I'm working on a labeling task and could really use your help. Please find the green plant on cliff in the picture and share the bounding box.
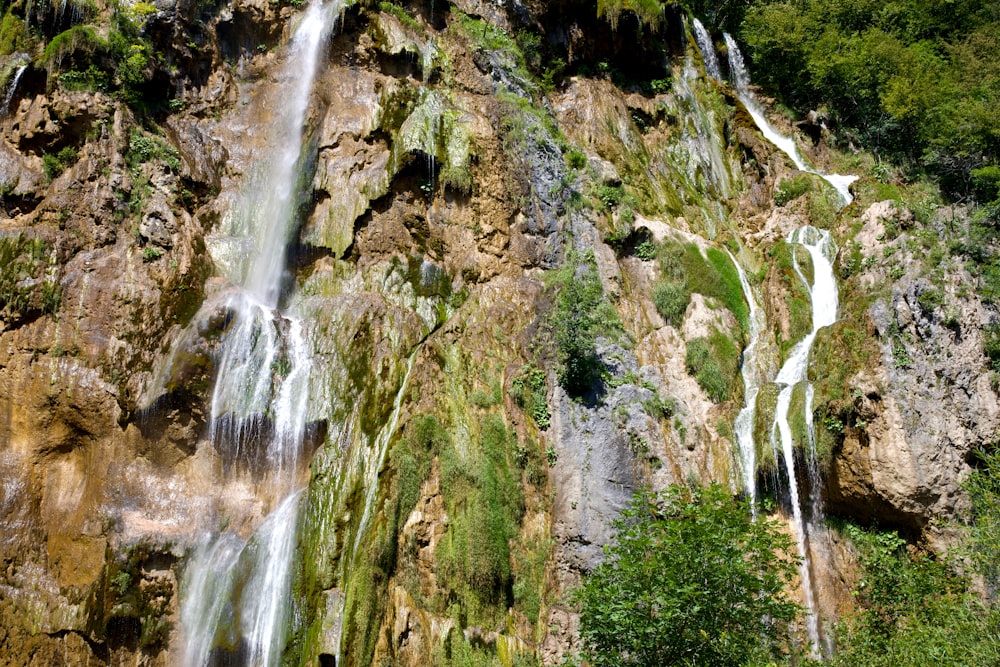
[575,484,800,666]
[510,363,550,429]
[830,521,1000,666]
[437,414,525,622]
[548,252,621,398]
[657,239,748,332]
[684,328,740,403]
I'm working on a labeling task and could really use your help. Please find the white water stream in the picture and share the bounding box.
[721,33,857,206]
[180,2,341,665]
[692,19,721,81]
[727,251,768,507]
[1,65,25,116]
[770,226,838,653]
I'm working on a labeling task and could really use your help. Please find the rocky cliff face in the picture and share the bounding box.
[0,0,995,664]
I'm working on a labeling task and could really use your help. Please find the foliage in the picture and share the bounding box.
[0,234,59,320]
[597,0,665,31]
[740,0,1000,200]
[831,521,1000,666]
[963,448,1000,590]
[0,11,32,55]
[774,174,812,206]
[548,252,621,398]
[438,415,525,613]
[633,240,656,260]
[41,25,103,73]
[127,129,180,171]
[510,363,550,429]
[684,333,738,403]
[659,240,749,331]
[575,484,800,666]
[651,280,689,326]
[42,145,78,180]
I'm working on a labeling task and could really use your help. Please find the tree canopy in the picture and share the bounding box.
[575,484,800,666]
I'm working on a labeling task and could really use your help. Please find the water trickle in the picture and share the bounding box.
[672,60,733,199]
[727,250,768,506]
[180,1,341,665]
[1,65,26,116]
[769,226,838,654]
[692,19,721,80]
[722,34,858,206]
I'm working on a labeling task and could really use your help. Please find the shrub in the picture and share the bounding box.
[652,280,689,326]
[685,333,737,403]
[576,484,800,666]
[550,255,616,397]
[774,174,812,206]
[42,145,78,181]
[596,184,623,209]
[564,146,587,170]
[510,363,550,429]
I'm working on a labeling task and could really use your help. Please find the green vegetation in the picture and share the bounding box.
[548,252,622,397]
[658,239,749,331]
[437,414,525,615]
[126,129,180,171]
[652,280,689,326]
[831,522,1000,665]
[774,173,812,206]
[0,234,60,321]
[575,484,800,666]
[740,0,1000,201]
[685,329,740,403]
[510,363,550,429]
[826,449,1000,665]
[42,145,78,180]
[0,11,32,55]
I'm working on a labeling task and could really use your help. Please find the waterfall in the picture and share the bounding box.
[727,251,767,506]
[722,34,858,206]
[692,19,721,80]
[180,1,341,665]
[2,65,26,116]
[769,226,838,654]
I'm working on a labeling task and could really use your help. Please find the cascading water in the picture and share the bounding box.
[692,19,721,80]
[721,33,858,206]
[727,251,769,506]
[769,226,838,654]
[180,1,341,665]
[1,65,26,116]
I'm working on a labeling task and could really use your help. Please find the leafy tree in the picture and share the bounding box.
[575,484,800,666]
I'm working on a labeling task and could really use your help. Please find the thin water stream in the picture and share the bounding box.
[692,19,722,81]
[721,34,857,206]
[727,251,767,507]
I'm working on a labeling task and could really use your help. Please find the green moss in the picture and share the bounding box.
[512,534,552,625]
[0,12,32,55]
[437,414,525,625]
[774,174,812,206]
[788,382,809,451]
[42,26,104,71]
[753,383,780,473]
[0,234,59,321]
[394,89,473,195]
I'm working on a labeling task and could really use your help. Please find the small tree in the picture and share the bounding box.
[575,484,800,666]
